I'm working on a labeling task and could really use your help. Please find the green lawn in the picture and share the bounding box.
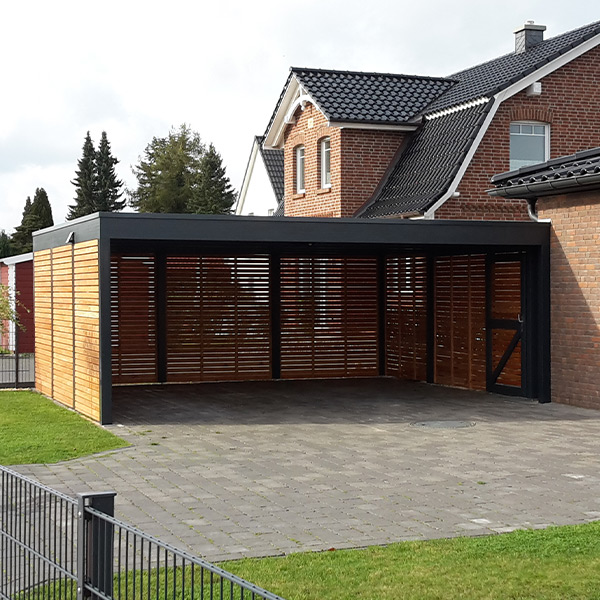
[0,390,128,464]
[220,522,600,599]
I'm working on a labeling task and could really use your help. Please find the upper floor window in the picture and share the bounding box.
[510,122,549,171]
[320,137,331,188]
[295,145,305,193]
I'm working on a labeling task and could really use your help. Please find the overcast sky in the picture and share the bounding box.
[0,0,597,234]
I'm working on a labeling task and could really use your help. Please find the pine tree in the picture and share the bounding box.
[11,189,53,254]
[68,132,98,220]
[30,188,54,228]
[188,144,236,214]
[96,132,125,212]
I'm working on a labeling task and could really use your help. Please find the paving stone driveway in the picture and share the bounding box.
[16,379,600,562]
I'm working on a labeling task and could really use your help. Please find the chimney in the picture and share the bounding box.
[514,21,546,54]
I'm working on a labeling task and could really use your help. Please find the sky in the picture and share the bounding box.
[0,0,597,234]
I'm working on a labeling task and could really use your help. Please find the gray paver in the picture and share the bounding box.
[13,378,600,562]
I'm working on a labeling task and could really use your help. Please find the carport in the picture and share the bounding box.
[32,213,550,424]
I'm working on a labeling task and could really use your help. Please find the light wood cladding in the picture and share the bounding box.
[34,241,100,422]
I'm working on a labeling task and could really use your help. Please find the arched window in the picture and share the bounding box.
[510,122,549,171]
[295,145,305,193]
[320,137,331,188]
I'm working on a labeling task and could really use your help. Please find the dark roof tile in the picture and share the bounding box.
[257,136,284,201]
[291,68,455,124]
[428,20,600,112]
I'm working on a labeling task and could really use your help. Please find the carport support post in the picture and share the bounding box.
[536,244,551,403]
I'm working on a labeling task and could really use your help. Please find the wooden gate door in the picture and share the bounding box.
[486,253,525,395]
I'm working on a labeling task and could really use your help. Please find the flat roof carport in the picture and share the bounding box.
[33,213,550,424]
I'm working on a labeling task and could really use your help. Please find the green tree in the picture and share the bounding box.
[130,124,236,214]
[0,283,17,341]
[96,131,125,212]
[0,230,12,258]
[11,188,54,254]
[68,132,97,220]
[189,144,236,214]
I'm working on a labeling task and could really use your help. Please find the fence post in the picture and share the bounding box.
[77,491,117,600]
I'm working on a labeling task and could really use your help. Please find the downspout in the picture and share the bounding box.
[526,198,551,223]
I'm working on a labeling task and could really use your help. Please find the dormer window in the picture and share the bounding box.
[295,145,305,193]
[510,122,549,171]
[320,137,331,188]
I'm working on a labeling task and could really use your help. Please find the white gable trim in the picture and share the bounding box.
[264,76,328,149]
[425,32,600,218]
[236,138,261,215]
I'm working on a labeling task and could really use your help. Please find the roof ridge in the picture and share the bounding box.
[448,19,600,79]
[291,66,455,83]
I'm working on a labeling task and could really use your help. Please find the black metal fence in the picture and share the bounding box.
[0,466,286,600]
[0,327,34,388]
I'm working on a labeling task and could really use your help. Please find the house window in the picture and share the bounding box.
[510,122,549,171]
[295,145,305,193]
[320,137,331,188]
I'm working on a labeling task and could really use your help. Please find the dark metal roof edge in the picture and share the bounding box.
[32,212,549,251]
[488,173,600,199]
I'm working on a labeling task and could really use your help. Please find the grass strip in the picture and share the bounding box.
[0,390,128,464]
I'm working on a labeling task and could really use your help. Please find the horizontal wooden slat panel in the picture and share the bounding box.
[280,256,378,379]
[166,255,271,382]
[434,255,486,391]
[111,254,158,384]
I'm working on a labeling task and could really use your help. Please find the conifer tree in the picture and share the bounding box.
[0,231,12,259]
[11,189,54,254]
[96,132,125,212]
[68,132,97,220]
[188,144,236,214]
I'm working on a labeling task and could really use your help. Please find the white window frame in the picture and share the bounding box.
[295,145,305,193]
[509,121,550,171]
[320,137,331,188]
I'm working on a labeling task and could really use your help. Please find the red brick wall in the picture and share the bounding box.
[339,129,406,217]
[437,44,600,220]
[283,102,404,217]
[537,191,600,410]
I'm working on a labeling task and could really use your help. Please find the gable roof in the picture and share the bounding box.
[359,20,600,218]
[263,69,454,148]
[291,68,455,125]
[489,147,600,199]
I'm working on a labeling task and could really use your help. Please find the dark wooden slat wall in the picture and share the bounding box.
[491,259,522,387]
[385,256,428,381]
[434,255,487,390]
[280,256,379,379]
[109,251,521,393]
[166,255,271,382]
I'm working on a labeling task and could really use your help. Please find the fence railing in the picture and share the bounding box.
[0,466,286,600]
[0,326,34,388]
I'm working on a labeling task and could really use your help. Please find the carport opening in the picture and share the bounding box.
[110,249,529,396]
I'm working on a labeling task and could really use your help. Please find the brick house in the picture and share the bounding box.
[490,148,600,410]
[251,19,600,221]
